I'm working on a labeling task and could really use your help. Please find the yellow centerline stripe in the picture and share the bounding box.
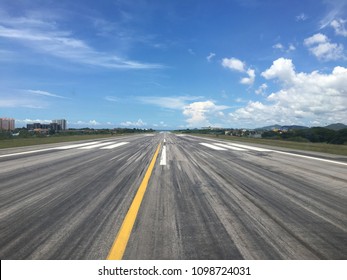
[106,143,161,260]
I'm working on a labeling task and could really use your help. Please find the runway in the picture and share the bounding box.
[0,133,346,259]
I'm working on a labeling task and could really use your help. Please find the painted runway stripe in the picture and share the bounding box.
[160,145,167,165]
[54,141,100,149]
[100,142,129,149]
[0,141,105,158]
[273,150,347,166]
[226,143,271,152]
[211,140,347,166]
[78,142,116,149]
[107,143,161,260]
[0,148,58,158]
[200,143,227,151]
[213,143,247,151]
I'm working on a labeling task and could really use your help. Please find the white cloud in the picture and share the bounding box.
[104,96,119,102]
[222,57,256,85]
[273,43,296,53]
[240,69,255,85]
[255,83,268,95]
[17,119,52,124]
[138,96,229,127]
[288,44,296,52]
[183,100,229,127]
[26,89,67,99]
[229,58,347,127]
[222,57,245,72]
[0,98,45,109]
[319,0,347,29]
[89,120,101,126]
[153,121,168,127]
[0,14,163,69]
[206,52,216,62]
[261,57,296,83]
[120,119,147,127]
[273,43,284,50]
[296,13,308,21]
[68,120,105,127]
[138,96,202,110]
[331,19,347,37]
[304,33,327,45]
[304,33,344,61]
[0,89,55,109]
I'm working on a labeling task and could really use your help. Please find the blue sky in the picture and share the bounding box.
[0,0,346,129]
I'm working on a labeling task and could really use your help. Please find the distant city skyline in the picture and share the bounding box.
[0,0,346,129]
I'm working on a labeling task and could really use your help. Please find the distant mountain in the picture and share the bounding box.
[257,124,308,131]
[281,125,308,130]
[257,124,282,130]
[325,123,347,131]
[258,124,347,131]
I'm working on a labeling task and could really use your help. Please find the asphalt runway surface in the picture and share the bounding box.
[0,133,346,259]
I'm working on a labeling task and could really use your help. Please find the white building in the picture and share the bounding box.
[52,119,67,130]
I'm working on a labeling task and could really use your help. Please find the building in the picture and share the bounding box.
[52,119,67,131]
[0,118,15,131]
[27,120,65,134]
[50,122,62,132]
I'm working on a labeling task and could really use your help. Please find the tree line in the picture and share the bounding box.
[261,127,347,144]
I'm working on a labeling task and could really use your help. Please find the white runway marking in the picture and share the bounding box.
[100,142,129,149]
[160,146,167,165]
[209,140,347,166]
[213,143,247,151]
[78,142,116,149]
[0,148,58,158]
[200,143,227,151]
[225,143,271,152]
[54,141,100,149]
[273,150,347,166]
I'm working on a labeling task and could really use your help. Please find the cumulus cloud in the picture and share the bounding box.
[273,43,284,50]
[16,119,52,124]
[261,57,296,83]
[153,121,168,127]
[229,58,347,127]
[222,57,255,85]
[120,119,147,127]
[183,100,229,127]
[222,57,245,72]
[273,43,296,53]
[138,95,229,127]
[304,33,344,61]
[331,19,347,37]
[240,69,255,85]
